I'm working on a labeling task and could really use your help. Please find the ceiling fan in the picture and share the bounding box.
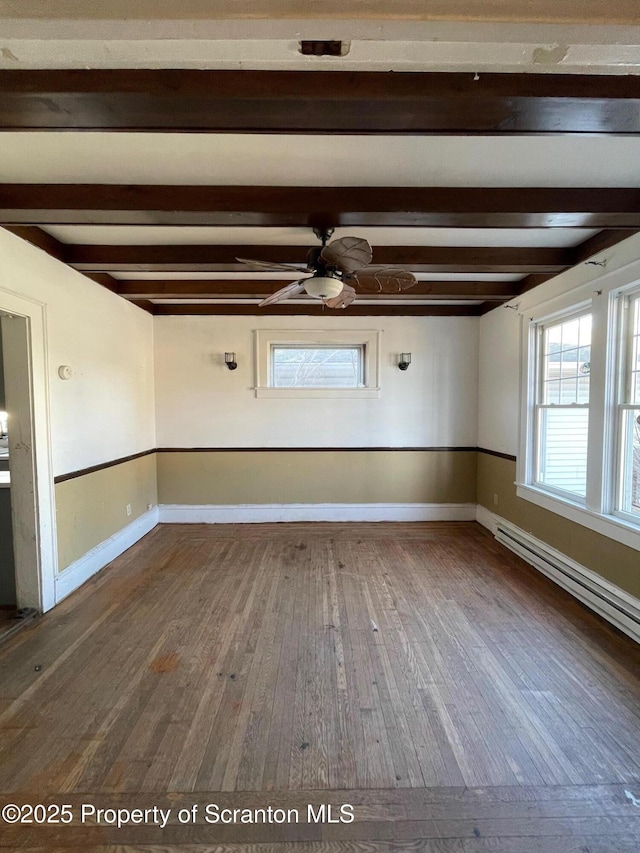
[236,228,418,309]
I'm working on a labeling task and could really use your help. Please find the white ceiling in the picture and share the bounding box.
[43,226,598,248]
[4,134,640,187]
[111,271,526,282]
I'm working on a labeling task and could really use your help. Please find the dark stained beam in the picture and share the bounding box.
[1,71,640,135]
[2,225,122,292]
[82,272,122,293]
[68,245,571,273]
[3,225,67,262]
[573,227,639,262]
[129,299,155,314]
[152,303,482,316]
[2,186,640,228]
[517,273,557,294]
[115,279,521,301]
[515,228,640,295]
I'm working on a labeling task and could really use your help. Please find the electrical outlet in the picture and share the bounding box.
[147,503,152,511]
[126,503,132,516]
[493,493,499,506]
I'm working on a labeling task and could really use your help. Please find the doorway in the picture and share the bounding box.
[0,325,16,633]
[0,292,57,632]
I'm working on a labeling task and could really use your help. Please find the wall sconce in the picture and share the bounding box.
[225,352,238,371]
[398,353,411,371]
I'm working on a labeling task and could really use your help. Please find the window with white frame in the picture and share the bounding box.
[254,329,380,398]
[271,345,364,388]
[518,274,640,551]
[616,288,640,519]
[533,310,592,500]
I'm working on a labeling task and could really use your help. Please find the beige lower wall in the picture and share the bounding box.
[54,448,474,575]
[55,453,157,571]
[157,450,477,506]
[477,452,640,600]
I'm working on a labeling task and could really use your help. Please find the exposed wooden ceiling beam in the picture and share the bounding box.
[3,225,67,262]
[81,272,122,293]
[515,228,639,295]
[151,303,482,316]
[128,299,156,313]
[2,225,123,291]
[1,71,639,135]
[68,245,571,273]
[2,186,639,228]
[115,279,520,301]
[572,227,639,262]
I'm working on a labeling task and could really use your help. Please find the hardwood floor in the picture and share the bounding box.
[0,521,639,850]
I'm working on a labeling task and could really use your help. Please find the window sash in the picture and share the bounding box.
[269,344,365,389]
[531,309,592,504]
[614,289,640,519]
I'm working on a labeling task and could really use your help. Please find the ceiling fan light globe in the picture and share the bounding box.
[304,276,343,300]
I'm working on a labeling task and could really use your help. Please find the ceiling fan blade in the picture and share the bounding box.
[354,268,418,293]
[236,257,311,273]
[320,236,373,274]
[323,283,357,309]
[259,279,307,307]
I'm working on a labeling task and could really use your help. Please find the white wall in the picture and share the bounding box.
[0,229,155,476]
[154,315,479,448]
[477,307,520,456]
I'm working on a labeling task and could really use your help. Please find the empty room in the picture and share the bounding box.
[0,3,640,851]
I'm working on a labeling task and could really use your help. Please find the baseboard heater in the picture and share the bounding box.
[494,519,640,645]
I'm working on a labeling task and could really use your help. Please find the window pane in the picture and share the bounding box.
[561,346,580,378]
[545,323,562,352]
[561,318,580,348]
[542,315,591,405]
[538,407,589,498]
[577,377,590,404]
[630,297,640,405]
[620,409,640,516]
[271,346,363,388]
[559,378,578,404]
[544,380,560,405]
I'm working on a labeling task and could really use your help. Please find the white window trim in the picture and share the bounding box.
[612,284,640,523]
[530,304,592,505]
[515,483,640,552]
[517,267,640,554]
[254,329,381,399]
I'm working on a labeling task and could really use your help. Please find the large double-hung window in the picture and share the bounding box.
[616,288,640,521]
[520,274,640,551]
[534,311,591,500]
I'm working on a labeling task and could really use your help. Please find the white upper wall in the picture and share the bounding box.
[0,229,155,475]
[154,314,478,448]
[478,307,520,456]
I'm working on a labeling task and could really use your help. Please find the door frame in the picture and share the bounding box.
[0,288,57,613]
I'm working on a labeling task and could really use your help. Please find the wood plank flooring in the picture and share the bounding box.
[0,521,639,850]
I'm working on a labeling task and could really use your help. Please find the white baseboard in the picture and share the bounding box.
[55,507,159,603]
[476,503,499,535]
[477,505,640,645]
[158,502,477,524]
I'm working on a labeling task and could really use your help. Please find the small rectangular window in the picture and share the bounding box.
[534,311,591,500]
[271,345,364,388]
[617,291,640,518]
[254,330,380,398]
